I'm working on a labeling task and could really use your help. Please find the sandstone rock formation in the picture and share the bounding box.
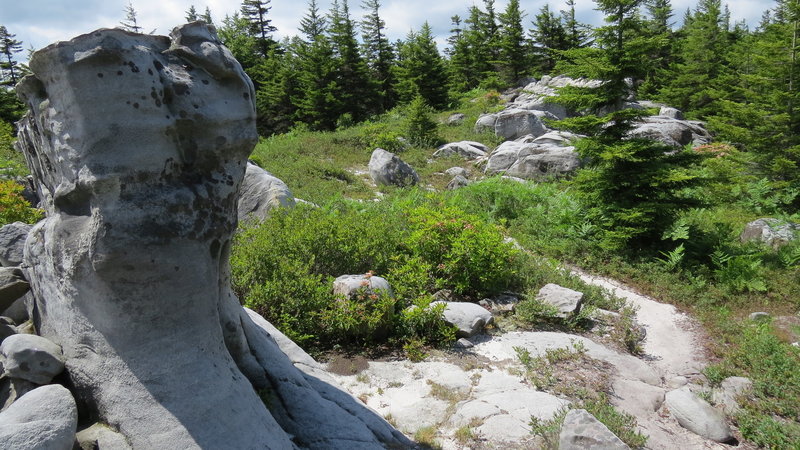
[14,23,408,449]
[238,161,295,223]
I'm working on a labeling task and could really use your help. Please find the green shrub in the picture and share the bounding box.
[0,180,41,226]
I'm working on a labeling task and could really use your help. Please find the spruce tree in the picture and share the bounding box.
[328,0,377,123]
[394,22,449,109]
[241,0,278,57]
[530,5,568,73]
[446,15,474,92]
[498,0,528,84]
[218,13,261,73]
[0,26,23,86]
[186,5,199,22]
[361,0,396,112]
[561,0,591,48]
[120,1,142,33]
[202,7,213,25]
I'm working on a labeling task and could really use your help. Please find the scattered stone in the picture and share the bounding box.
[0,223,31,267]
[610,378,665,418]
[433,141,488,160]
[237,162,295,223]
[0,384,78,450]
[749,311,770,321]
[712,377,752,414]
[75,423,132,450]
[478,293,519,314]
[740,218,799,248]
[535,283,584,318]
[0,268,29,313]
[667,376,689,389]
[559,409,630,450]
[1,334,65,384]
[368,148,419,187]
[484,140,581,180]
[445,113,466,126]
[665,387,734,443]
[444,167,469,178]
[333,274,393,299]
[446,175,470,190]
[432,301,494,338]
[659,106,684,120]
[493,109,548,140]
[454,338,474,349]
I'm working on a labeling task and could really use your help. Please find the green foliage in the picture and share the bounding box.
[404,96,440,148]
[394,23,449,109]
[0,180,41,226]
[0,121,26,178]
[710,250,767,293]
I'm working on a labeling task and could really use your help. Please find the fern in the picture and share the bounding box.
[658,243,685,271]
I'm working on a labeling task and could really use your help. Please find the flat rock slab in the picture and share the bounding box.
[665,387,733,443]
[0,384,78,450]
[536,283,584,318]
[559,409,630,450]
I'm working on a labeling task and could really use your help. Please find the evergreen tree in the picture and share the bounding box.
[328,0,377,123]
[241,0,278,56]
[446,14,474,92]
[394,22,449,109]
[202,7,213,25]
[497,0,528,84]
[0,26,23,86]
[252,45,300,135]
[218,13,261,72]
[361,0,396,112]
[561,0,591,48]
[186,5,199,22]
[120,1,142,33]
[404,95,439,147]
[294,0,340,130]
[530,5,568,73]
[461,5,495,83]
[639,0,675,95]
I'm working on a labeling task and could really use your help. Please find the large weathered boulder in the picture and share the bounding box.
[0,384,78,450]
[559,409,630,450]
[474,113,498,133]
[237,162,295,223]
[1,334,65,384]
[368,148,419,187]
[0,223,31,267]
[493,109,548,140]
[711,376,753,414]
[433,141,488,160]
[333,274,393,298]
[665,387,733,443]
[629,116,712,147]
[15,23,409,449]
[485,141,581,180]
[0,268,29,312]
[740,218,799,248]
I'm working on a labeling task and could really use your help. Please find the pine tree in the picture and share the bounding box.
[639,0,675,95]
[561,0,591,48]
[328,0,377,123]
[446,14,474,92]
[394,22,449,109]
[462,5,495,83]
[361,0,396,112]
[218,13,261,73]
[186,5,199,22]
[294,0,341,130]
[241,0,278,56]
[202,7,213,24]
[252,45,300,135]
[530,5,567,73]
[404,95,439,147]
[0,26,23,86]
[120,1,142,33]
[497,0,528,84]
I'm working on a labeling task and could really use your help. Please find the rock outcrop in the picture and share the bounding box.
[740,217,799,248]
[0,222,31,267]
[485,139,581,180]
[368,148,419,187]
[433,141,488,160]
[237,162,295,223]
[665,387,733,443]
[14,23,408,449]
[559,409,630,450]
[0,385,78,450]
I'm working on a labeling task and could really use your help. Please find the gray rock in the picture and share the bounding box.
[0,268,29,312]
[474,114,498,133]
[665,387,733,443]
[611,378,665,418]
[740,218,799,248]
[333,274,393,299]
[494,109,548,140]
[444,167,469,178]
[629,116,712,147]
[479,293,519,314]
[0,384,78,450]
[0,322,15,343]
[749,311,770,321]
[454,338,474,349]
[535,284,584,318]
[446,175,470,190]
[75,423,132,450]
[1,295,28,325]
[1,334,65,384]
[0,223,31,267]
[433,141,488,160]
[446,113,465,125]
[485,141,581,180]
[368,148,419,187]
[667,376,689,389]
[712,376,752,414]
[559,409,630,450]
[237,162,295,223]
[0,377,37,411]
[659,106,684,120]
[531,130,580,147]
[432,301,494,338]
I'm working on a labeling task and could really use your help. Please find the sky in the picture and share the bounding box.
[1,0,778,63]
